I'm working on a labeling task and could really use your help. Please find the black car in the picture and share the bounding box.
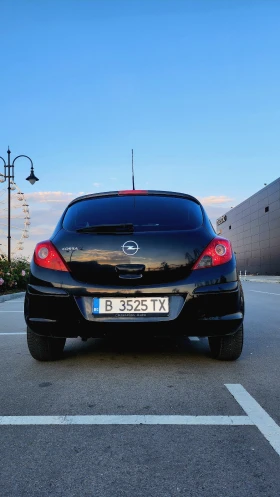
[24,189,244,361]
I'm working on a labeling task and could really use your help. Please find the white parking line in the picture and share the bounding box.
[0,415,253,425]
[250,290,280,295]
[226,384,280,456]
[0,382,279,457]
[0,332,26,335]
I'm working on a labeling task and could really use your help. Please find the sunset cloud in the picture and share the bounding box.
[199,195,234,206]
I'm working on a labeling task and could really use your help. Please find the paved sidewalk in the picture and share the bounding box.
[239,275,280,284]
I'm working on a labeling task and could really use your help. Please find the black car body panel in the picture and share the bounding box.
[24,190,244,342]
[51,229,215,286]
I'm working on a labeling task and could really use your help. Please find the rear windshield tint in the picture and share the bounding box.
[63,195,203,232]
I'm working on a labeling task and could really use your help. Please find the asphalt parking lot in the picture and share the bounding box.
[0,280,280,497]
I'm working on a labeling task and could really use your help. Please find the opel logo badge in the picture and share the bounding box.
[122,240,139,256]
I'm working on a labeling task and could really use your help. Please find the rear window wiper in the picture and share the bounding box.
[76,223,134,233]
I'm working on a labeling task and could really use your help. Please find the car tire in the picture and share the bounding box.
[208,324,244,361]
[27,326,66,361]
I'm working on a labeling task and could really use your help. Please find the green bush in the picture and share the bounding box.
[0,255,30,294]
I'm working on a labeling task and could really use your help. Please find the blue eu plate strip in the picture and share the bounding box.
[93,298,100,314]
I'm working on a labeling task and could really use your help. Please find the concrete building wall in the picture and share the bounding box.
[216,178,280,275]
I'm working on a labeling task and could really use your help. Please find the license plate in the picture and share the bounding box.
[93,297,169,315]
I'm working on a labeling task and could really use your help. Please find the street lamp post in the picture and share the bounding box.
[0,147,39,262]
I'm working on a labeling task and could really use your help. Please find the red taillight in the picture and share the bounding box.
[33,240,69,272]
[192,237,233,270]
[118,190,148,195]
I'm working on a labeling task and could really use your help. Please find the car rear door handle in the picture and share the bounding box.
[115,264,145,279]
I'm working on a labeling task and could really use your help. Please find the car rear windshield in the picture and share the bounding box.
[62,195,203,232]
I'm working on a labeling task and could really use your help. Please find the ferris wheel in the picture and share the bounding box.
[0,180,31,257]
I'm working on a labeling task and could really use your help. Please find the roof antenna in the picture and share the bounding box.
[132,148,135,190]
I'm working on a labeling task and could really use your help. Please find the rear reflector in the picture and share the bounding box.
[192,237,233,270]
[118,190,148,195]
[33,240,69,272]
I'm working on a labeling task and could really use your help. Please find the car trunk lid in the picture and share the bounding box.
[52,228,214,285]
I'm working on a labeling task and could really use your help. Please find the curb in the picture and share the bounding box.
[240,278,280,284]
[0,292,25,303]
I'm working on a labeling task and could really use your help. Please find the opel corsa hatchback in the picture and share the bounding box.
[24,190,244,361]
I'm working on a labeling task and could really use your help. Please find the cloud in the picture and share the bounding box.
[8,191,77,258]
[25,226,54,236]
[25,191,76,203]
[1,190,83,259]
[199,195,234,206]
[93,182,102,188]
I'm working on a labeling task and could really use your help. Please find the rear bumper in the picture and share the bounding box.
[24,280,244,338]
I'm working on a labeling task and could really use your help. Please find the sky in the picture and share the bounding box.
[0,0,280,259]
